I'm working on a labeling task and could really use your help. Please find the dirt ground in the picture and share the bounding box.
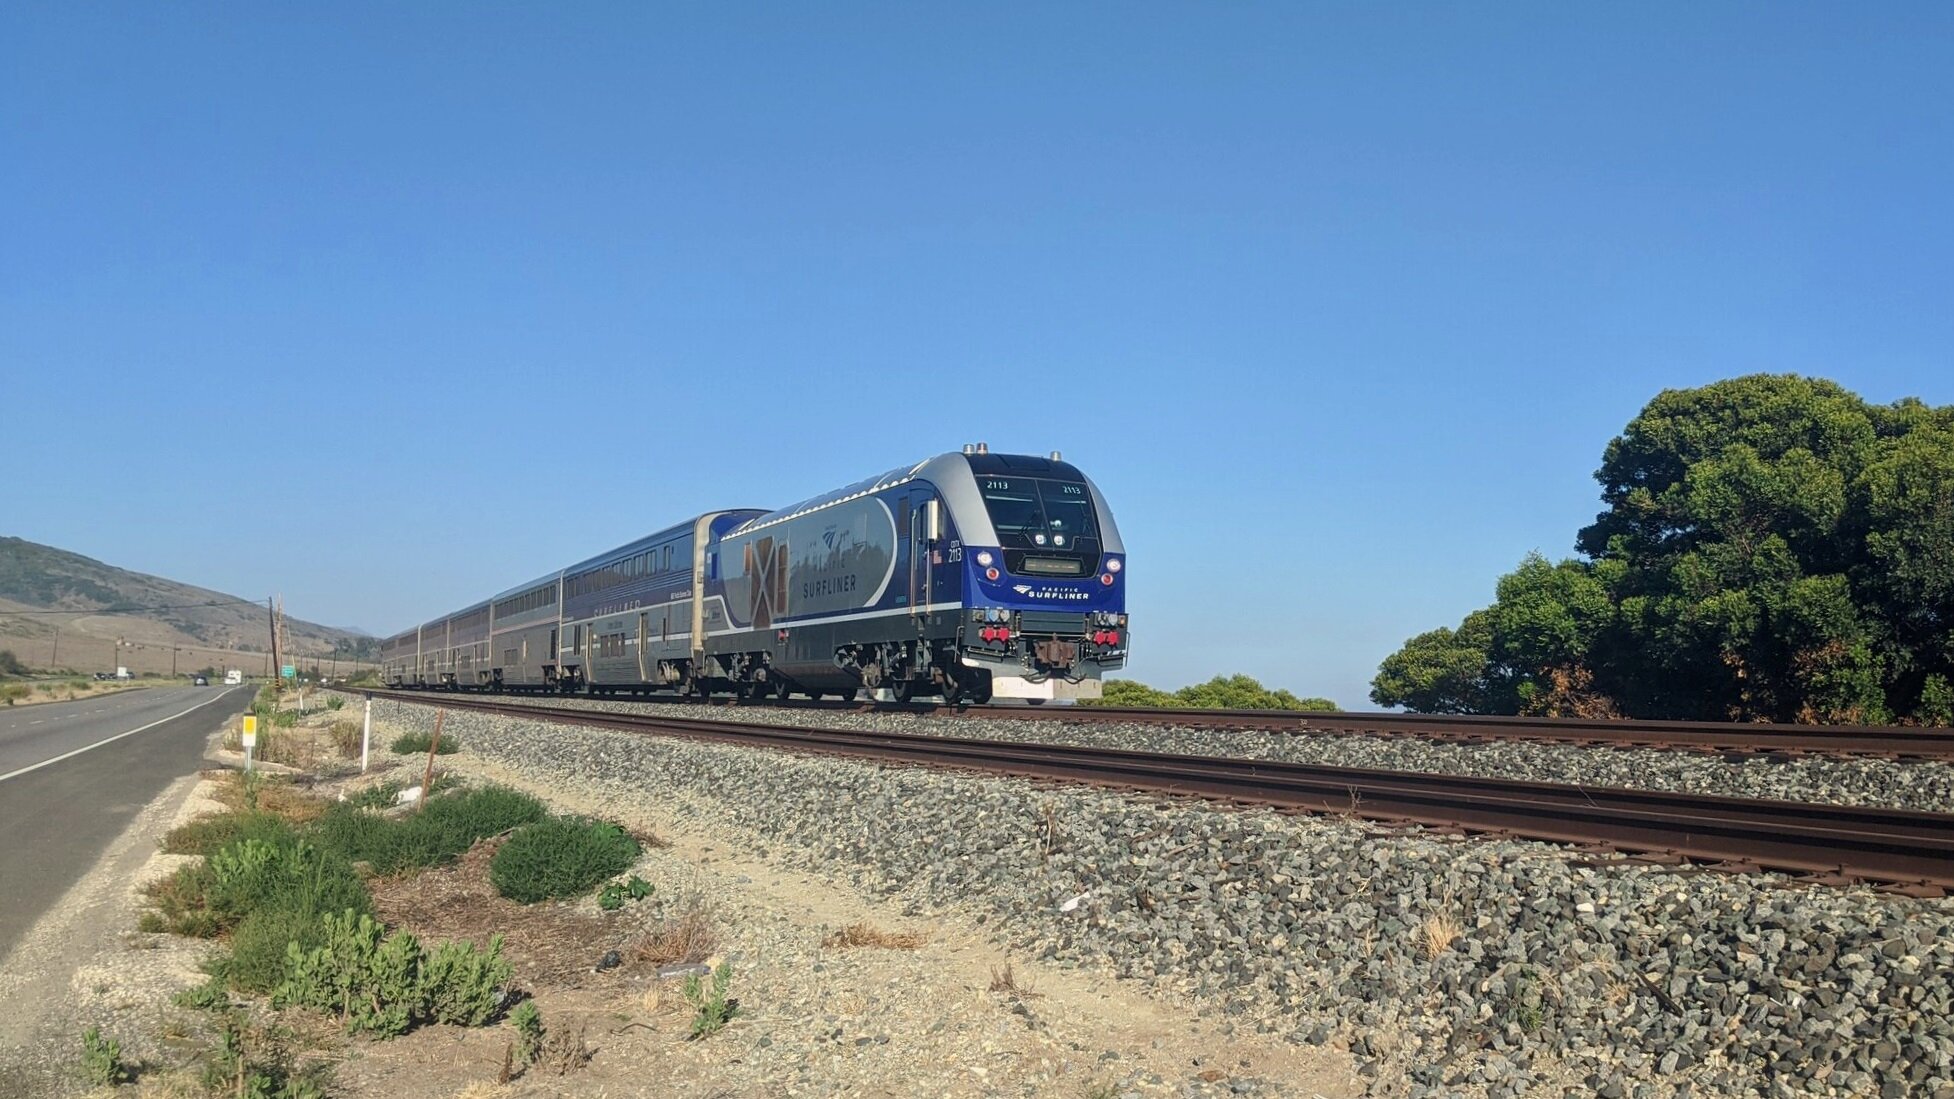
[0,699,1364,1099]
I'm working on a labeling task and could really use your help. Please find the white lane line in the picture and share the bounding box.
[0,688,239,784]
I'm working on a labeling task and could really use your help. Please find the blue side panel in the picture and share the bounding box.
[706,479,967,633]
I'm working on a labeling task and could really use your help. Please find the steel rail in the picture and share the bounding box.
[370,686,1954,758]
[1016,706,1954,758]
[375,691,1954,892]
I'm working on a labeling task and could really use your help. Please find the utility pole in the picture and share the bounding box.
[171,646,178,677]
[268,597,280,687]
[51,626,58,669]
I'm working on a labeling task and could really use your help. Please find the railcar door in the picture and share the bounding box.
[908,494,942,625]
[637,612,649,681]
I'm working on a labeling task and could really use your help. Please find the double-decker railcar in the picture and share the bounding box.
[382,447,1127,702]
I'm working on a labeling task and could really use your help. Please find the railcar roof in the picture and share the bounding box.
[729,452,1090,536]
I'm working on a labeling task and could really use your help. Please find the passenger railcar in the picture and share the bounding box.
[382,446,1127,703]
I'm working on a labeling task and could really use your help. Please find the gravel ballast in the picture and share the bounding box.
[374,698,1954,1099]
[504,694,1954,814]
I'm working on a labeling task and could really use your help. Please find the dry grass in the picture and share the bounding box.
[988,961,1039,998]
[629,898,720,969]
[1421,911,1462,959]
[329,719,364,758]
[208,771,328,824]
[537,1022,591,1076]
[821,922,926,950]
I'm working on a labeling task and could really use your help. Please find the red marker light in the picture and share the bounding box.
[986,567,1000,581]
[980,627,996,642]
[1107,631,1120,646]
[998,628,1011,643]
[1100,573,1114,586]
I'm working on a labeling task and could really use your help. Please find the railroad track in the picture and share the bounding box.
[374,691,1954,895]
[372,686,1954,759]
[1019,706,1954,760]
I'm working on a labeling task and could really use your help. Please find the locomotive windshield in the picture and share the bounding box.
[976,477,1098,541]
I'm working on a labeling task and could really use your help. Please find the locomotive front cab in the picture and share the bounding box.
[951,449,1127,702]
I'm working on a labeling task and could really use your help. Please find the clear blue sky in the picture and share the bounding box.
[4,5,1951,706]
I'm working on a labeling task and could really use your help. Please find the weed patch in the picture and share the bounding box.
[510,1001,542,1067]
[390,730,458,755]
[79,1026,130,1086]
[597,875,653,912]
[314,784,543,875]
[274,910,510,1037]
[490,816,639,903]
[144,822,372,984]
[329,720,362,758]
[822,922,926,950]
[630,899,718,968]
[683,962,739,1039]
[162,810,294,857]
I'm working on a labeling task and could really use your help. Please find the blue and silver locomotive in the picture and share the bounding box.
[380,446,1128,703]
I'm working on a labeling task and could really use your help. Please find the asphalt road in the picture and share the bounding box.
[0,686,247,962]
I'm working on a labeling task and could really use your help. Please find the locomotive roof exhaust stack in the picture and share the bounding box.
[976,442,989,454]
[962,444,976,454]
[1050,450,1062,461]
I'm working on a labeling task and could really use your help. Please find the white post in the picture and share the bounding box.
[361,696,372,772]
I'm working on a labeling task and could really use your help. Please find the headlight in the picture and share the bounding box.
[975,551,994,567]
[1106,558,1122,573]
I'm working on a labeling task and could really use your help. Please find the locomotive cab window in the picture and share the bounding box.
[977,478,1098,541]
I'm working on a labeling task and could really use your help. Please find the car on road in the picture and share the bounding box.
[192,675,209,686]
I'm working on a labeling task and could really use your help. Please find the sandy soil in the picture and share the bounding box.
[0,700,1364,1099]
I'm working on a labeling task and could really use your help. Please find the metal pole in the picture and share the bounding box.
[361,695,372,772]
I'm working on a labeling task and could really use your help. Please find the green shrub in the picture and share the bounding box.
[325,695,345,711]
[313,785,543,876]
[391,730,459,754]
[0,683,28,705]
[490,817,640,903]
[510,1000,543,1065]
[274,910,509,1037]
[80,1026,130,1085]
[147,826,370,946]
[421,939,510,1026]
[225,906,336,994]
[683,962,738,1039]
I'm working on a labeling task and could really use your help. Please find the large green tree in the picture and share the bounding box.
[1374,375,1954,724]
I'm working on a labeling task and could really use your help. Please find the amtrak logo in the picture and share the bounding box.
[1013,585,1032,595]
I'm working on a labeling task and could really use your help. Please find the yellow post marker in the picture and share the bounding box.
[242,714,258,772]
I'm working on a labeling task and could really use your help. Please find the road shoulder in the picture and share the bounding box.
[0,745,227,1097]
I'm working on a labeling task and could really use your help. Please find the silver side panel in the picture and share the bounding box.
[691,513,718,660]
